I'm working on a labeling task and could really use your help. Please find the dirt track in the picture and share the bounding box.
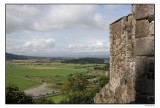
[24,83,54,97]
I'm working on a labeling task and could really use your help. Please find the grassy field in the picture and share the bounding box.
[46,95,64,103]
[6,60,107,103]
[6,75,41,90]
[6,60,105,90]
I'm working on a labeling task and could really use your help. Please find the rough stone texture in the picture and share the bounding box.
[149,21,154,36]
[134,4,155,103]
[135,37,154,56]
[94,4,154,104]
[135,19,149,38]
[132,4,154,20]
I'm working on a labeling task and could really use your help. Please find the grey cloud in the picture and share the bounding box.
[6,5,106,33]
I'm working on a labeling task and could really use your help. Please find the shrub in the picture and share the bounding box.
[6,84,33,104]
[98,76,109,88]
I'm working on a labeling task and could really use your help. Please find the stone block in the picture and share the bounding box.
[135,19,149,38]
[133,4,154,20]
[135,56,154,79]
[147,57,155,73]
[135,37,154,56]
[147,57,155,79]
[135,56,147,78]
[135,78,154,95]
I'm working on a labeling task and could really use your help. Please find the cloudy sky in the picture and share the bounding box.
[6,4,131,58]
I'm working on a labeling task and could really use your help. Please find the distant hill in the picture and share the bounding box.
[6,53,110,62]
[6,53,32,60]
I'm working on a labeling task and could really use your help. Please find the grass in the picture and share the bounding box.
[6,60,104,91]
[6,60,108,104]
[46,95,64,103]
[6,75,41,90]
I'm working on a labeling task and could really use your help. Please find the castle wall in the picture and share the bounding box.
[94,4,154,104]
[133,4,155,103]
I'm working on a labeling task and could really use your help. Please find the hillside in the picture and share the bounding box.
[5,53,42,60]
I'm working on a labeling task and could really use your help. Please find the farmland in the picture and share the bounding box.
[6,59,108,103]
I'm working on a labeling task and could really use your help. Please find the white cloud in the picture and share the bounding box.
[6,5,106,33]
[7,38,56,54]
[67,41,109,53]
[23,38,56,48]
[94,13,105,28]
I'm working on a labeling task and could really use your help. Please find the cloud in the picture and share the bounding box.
[23,38,56,48]
[6,5,106,33]
[105,5,125,10]
[7,38,56,53]
[67,42,109,53]
[6,5,42,33]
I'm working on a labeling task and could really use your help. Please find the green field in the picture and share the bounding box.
[6,60,107,103]
[46,95,64,103]
[6,60,105,90]
[6,75,41,90]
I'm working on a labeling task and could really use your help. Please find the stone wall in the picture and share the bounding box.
[133,4,155,103]
[94,4,154,104]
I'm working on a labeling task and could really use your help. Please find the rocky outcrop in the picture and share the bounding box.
[94,4,154,104]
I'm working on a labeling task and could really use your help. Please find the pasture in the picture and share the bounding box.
[6,60,105,90]
[6,60,107,103]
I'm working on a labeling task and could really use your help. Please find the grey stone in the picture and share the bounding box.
[133,4,154,20]
[147,57,155,73]
[94,4,154,104]
[135,78,154,95]
[135,37,154,56]
[149,21,154,36]
[135,19,149,38]
[135,56,147,78]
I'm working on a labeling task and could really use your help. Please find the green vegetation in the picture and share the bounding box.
[6,60,106,90]
[60,74,105,104]
[98,76,110,88]
[6,84,55,104]
[6,84,33,104]
[6,59,109,104]
[34,98,54,104]
[6,75,41,90]
[46,95,63,103]
[61,57,106,64]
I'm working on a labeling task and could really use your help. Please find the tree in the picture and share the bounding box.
[6,84,55,104]
[62,74,89,93]
[98,76,109,88]
[62,74,98,104]
[6,84,33,104]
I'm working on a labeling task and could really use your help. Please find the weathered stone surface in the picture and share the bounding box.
[133,4,154,20]
[135,78,154,95]
[147,57,154,73]
[135,36,154,56]
[135,19,149,38]
[94,4,154,104]
[135,56,147,78]
[147,57,155,79]
[149,21,154,36]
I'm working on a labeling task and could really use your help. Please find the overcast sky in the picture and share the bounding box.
[6,4,131,58]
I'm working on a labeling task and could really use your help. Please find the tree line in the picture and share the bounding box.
[61,58,107,64]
